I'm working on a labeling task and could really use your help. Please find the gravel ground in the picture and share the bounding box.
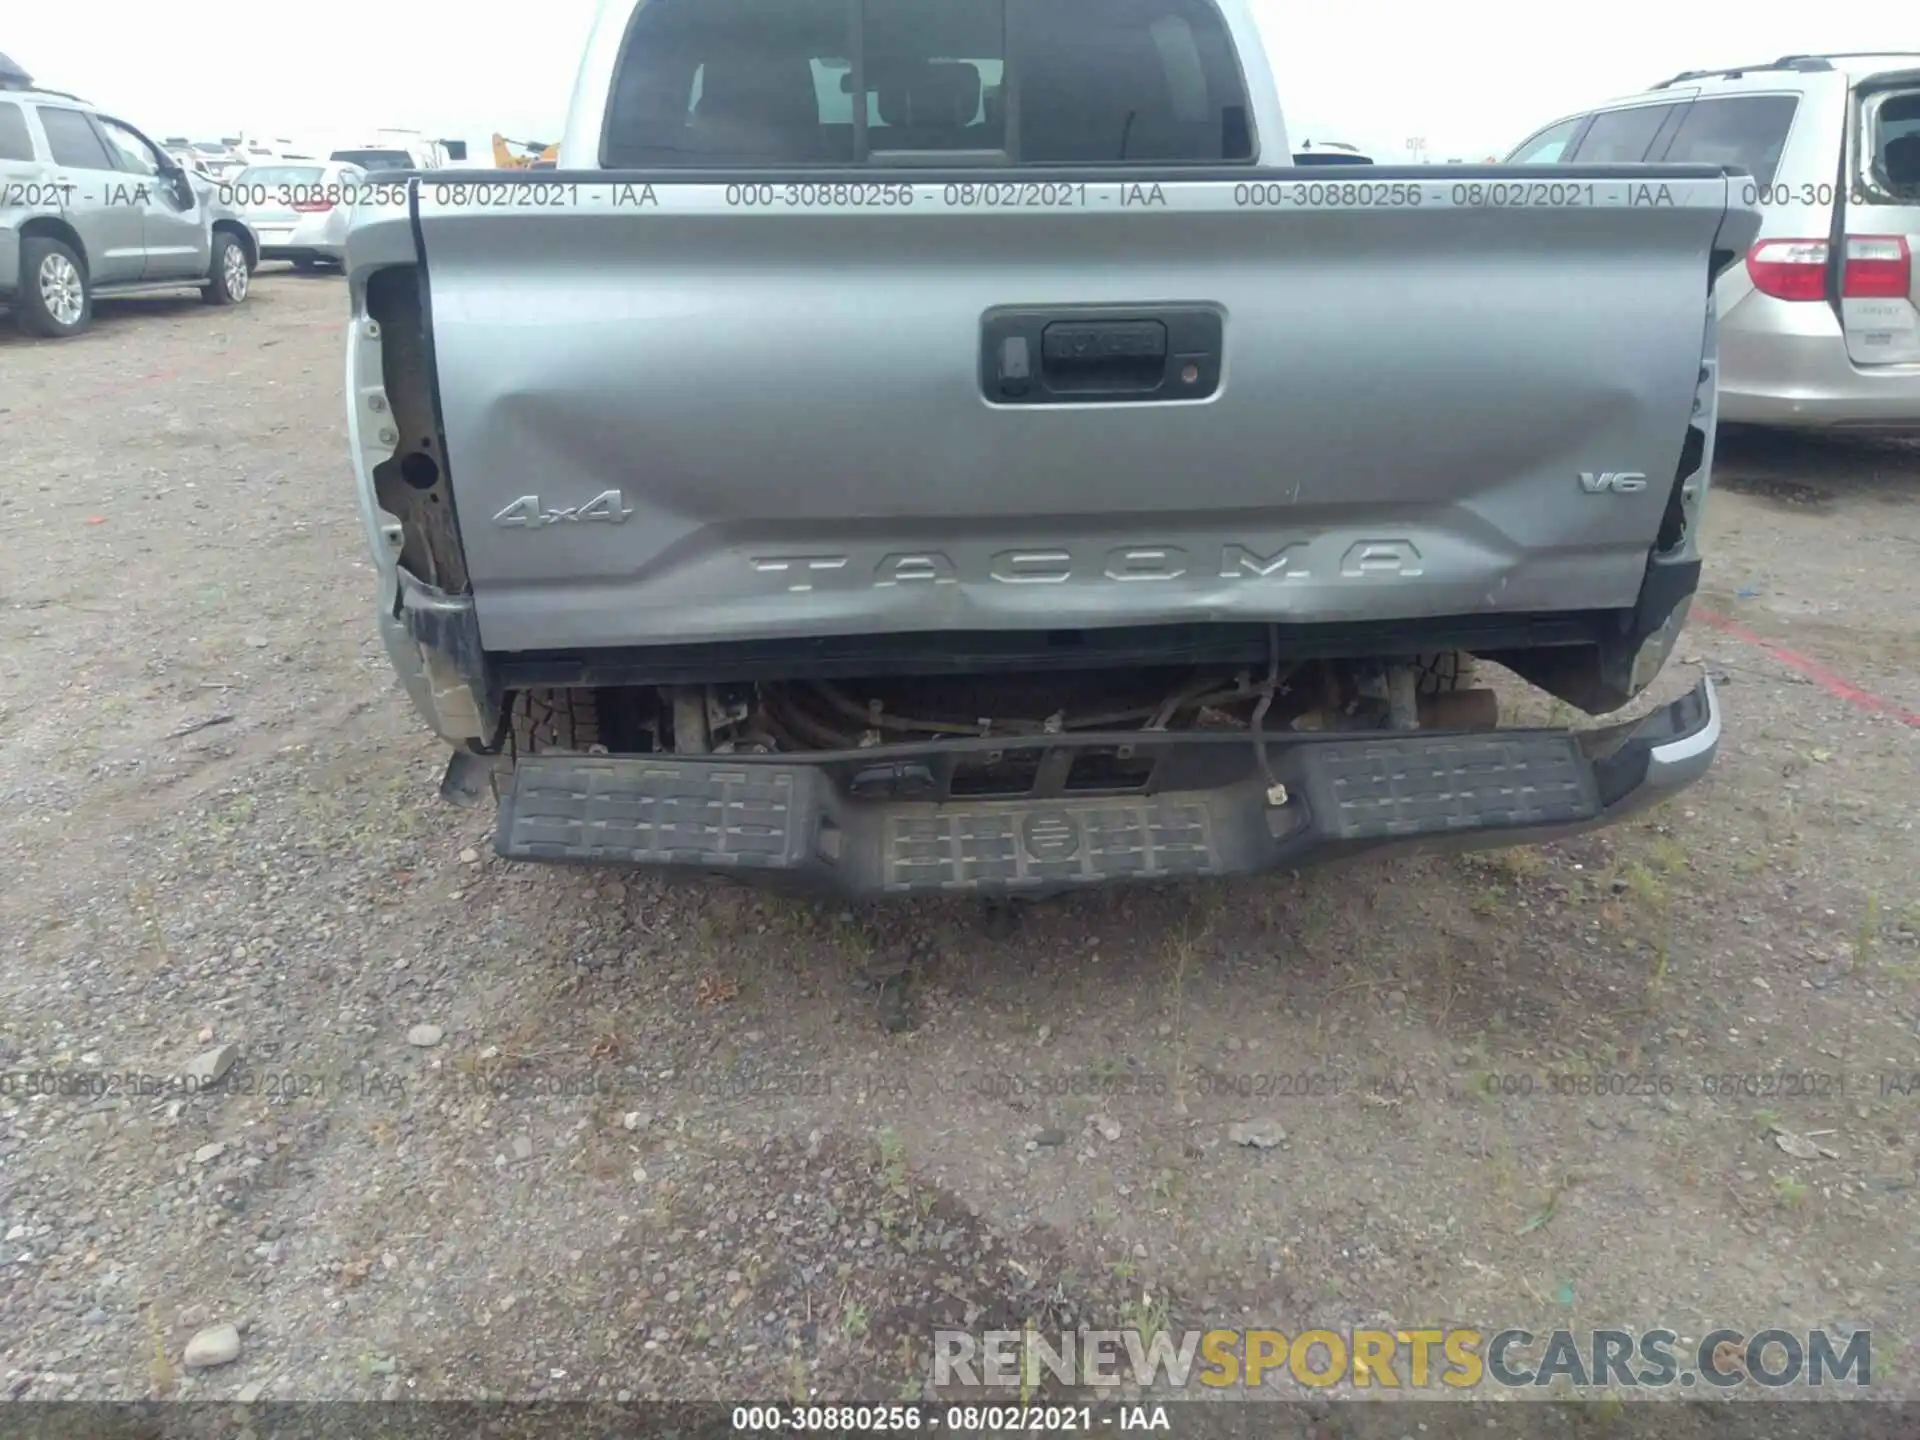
[0,275,1916,1409]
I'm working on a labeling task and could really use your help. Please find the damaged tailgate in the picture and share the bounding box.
[355,167,1757,654]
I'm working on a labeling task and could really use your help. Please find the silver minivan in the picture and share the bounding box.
[1507,53,1920,431]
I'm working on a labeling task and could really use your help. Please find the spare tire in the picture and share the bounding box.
[1413,651,1475,694]
[508,687,604,759]
[492,687,605,801]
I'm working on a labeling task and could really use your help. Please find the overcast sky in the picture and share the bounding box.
[7,2,1913,163]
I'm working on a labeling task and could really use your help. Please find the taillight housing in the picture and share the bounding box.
[291,198,334,214]
[1746,238,1829,301]
[1746,235,1913,302]
[1840,235,1912,298]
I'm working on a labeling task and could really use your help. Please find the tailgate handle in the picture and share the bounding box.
[1040,321,1167,393]
[982,307,1222,406]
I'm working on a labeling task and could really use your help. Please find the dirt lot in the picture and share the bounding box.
[1,272,1916,1411]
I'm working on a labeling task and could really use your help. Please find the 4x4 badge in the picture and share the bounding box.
[492,490,635,527]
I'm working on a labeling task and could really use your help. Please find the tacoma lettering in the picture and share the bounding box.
[1220,543,1309,580]
[874,553,958,586]
[746,542,1365,588]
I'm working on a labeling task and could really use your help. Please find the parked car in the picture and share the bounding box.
[343,0,1754,898]
[1506,53,1920,431]
[1293,139,1374,165]
[188,140,247,179]
[331,135,467,172]
[329,148,416,173]
[226,160,367,269]
[1,84,257,337]
[165,147,216,179]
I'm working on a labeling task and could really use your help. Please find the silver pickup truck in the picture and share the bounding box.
[345,0,1760,898]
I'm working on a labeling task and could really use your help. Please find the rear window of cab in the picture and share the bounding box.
[602,0,1255,167]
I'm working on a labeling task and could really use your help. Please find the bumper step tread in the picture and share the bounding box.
[884,800,1220,890]
[489,686,1695,896]
[1304,733,1597,840]
[504,759,809,868]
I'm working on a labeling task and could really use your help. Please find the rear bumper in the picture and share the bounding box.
[261,242,346,262]
[492,678,1721,897]
[252,212,348,262]
[1719,300,1920,430]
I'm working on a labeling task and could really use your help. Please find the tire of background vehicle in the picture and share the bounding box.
[16,236,92,338]
[1412,651,1475,694]
[202,232,250,305]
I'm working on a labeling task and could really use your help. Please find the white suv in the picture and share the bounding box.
[1507,53,1920,431]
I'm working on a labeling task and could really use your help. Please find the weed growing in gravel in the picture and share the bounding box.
[877,1128,908,1191]
[1772,1175,1809,1211]
[896,1335,922,1399]
[692,911,724,955]
[1621,861,1666,908]
[128,882,171,967]
[1577,1394,1629,1428]
[1645,834,1691,876]
[144,1310,176,1397]
[1668,1145,1704,1191]
[1483,1134,1521,1211]
[875,1127,913,1236]
[841,1299,870,1341]
[1459,1036,1502,1103]
[1292,888,1331,948]
[1516,1186,1560,1236]
[1119,1293,1170,1343]
[1163,896,1217,1113]
[1596,854,1678,1014]
[830,913,873,972]
[1871,895,1920,982]
[756,895,816,942]
[786,1353,811,1405]
[1489,845,1547,881]
[1763,796,1802,871]
[1149,1165,1186,1211]
[1855,892,1881,971]
[1643,924,1671,1011]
